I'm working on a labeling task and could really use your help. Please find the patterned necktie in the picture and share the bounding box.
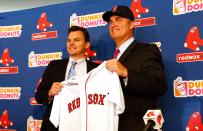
[67,61,77,79]
[114,49,120,58]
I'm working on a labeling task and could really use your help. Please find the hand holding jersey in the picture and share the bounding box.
[49,61,125,131]
[48,82,64,97]
[106,59,128,78]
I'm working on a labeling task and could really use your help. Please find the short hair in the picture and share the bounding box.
[68,26,90,42]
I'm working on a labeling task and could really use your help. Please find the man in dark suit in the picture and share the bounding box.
[103,6,168,131]
[35,26,98,131]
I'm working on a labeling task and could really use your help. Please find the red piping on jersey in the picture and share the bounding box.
[84,71,93,131]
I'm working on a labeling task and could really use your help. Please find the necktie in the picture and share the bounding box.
[114,49,120,58]
[67,61,77,79]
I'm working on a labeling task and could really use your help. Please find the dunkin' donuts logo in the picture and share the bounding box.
[174,77,203,97]
[27,116,42,131]
[173,0,203,15]
[0,87,21,100]
[28,51,62,67]
[0,25,22,38]
[70,12,107,28]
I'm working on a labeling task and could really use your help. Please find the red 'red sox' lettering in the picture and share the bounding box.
[68,93,106,113]
[88,94,106,105]
[68,98,80,113]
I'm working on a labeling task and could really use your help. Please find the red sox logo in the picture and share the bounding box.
[184,26,203,51]
[186,112,203,131]
[147,111,155,117]
[0,110,13,129]
[85,48,97,60]
[32,12,57,41]
[112,6,117,12]
[157,115,162,125]
[68,93,106,113]
[36,13,53,32]
[130,0,149,18]
[0,48,14,67]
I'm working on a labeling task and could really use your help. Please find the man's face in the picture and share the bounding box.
[109,15,134,42]
[67,31,89,59]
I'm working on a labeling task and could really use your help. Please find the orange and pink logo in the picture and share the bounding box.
[0,25,22,38]
[70,12,107,28]
[28,51,62,68]
[27,116,42,131]
[174,77,203,97]
[0,87,21,100]
[173,0,203,15]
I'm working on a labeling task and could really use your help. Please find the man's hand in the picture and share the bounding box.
[48,82,64,97]
[106,59,128,77]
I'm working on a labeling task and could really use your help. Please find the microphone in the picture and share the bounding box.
[143,109,164,131]
[142,119,155,131]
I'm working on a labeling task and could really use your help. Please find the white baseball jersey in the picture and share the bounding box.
[80,61,125,131]
[49,61,125,131]
[49,78,81,131]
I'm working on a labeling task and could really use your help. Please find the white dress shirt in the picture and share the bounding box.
[116,37,135,86]
[65,57,87,80]
[116,37,134,60]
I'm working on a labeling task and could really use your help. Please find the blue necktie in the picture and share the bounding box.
[67,61,77,79]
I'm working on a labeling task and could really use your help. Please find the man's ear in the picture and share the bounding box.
[85,42,90,49]
[130,21,134,30]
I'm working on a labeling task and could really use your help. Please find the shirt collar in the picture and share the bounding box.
[69,57,86,64]
[117,37,134,58]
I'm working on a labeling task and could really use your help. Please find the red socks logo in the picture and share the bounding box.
[186,112,203,131]
[36,13,53,32]
[0,48,14,67]
[130,0,149,18]
[0,110,13,129]
[85,48,96,60]
[184,26,203,51]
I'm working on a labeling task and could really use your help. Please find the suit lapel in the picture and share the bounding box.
[60,58,69,81]
[119,40,136,63]
[86,60,92,73]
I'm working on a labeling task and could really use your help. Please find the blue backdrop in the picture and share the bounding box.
[1,0,203,130]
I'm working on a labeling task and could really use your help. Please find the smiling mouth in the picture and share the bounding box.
[69,47,76,50]
[112,29,119,33]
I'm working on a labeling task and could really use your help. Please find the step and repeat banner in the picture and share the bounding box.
[0,0,203,130]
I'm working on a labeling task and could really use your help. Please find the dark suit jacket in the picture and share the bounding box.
[118,41,168,131]
[35,58,98,131]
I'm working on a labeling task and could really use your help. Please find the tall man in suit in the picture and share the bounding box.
[35,26,98,131]
[103,5,168,131]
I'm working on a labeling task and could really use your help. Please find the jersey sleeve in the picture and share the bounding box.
[108,72,125,114]
[49,90,62,128]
